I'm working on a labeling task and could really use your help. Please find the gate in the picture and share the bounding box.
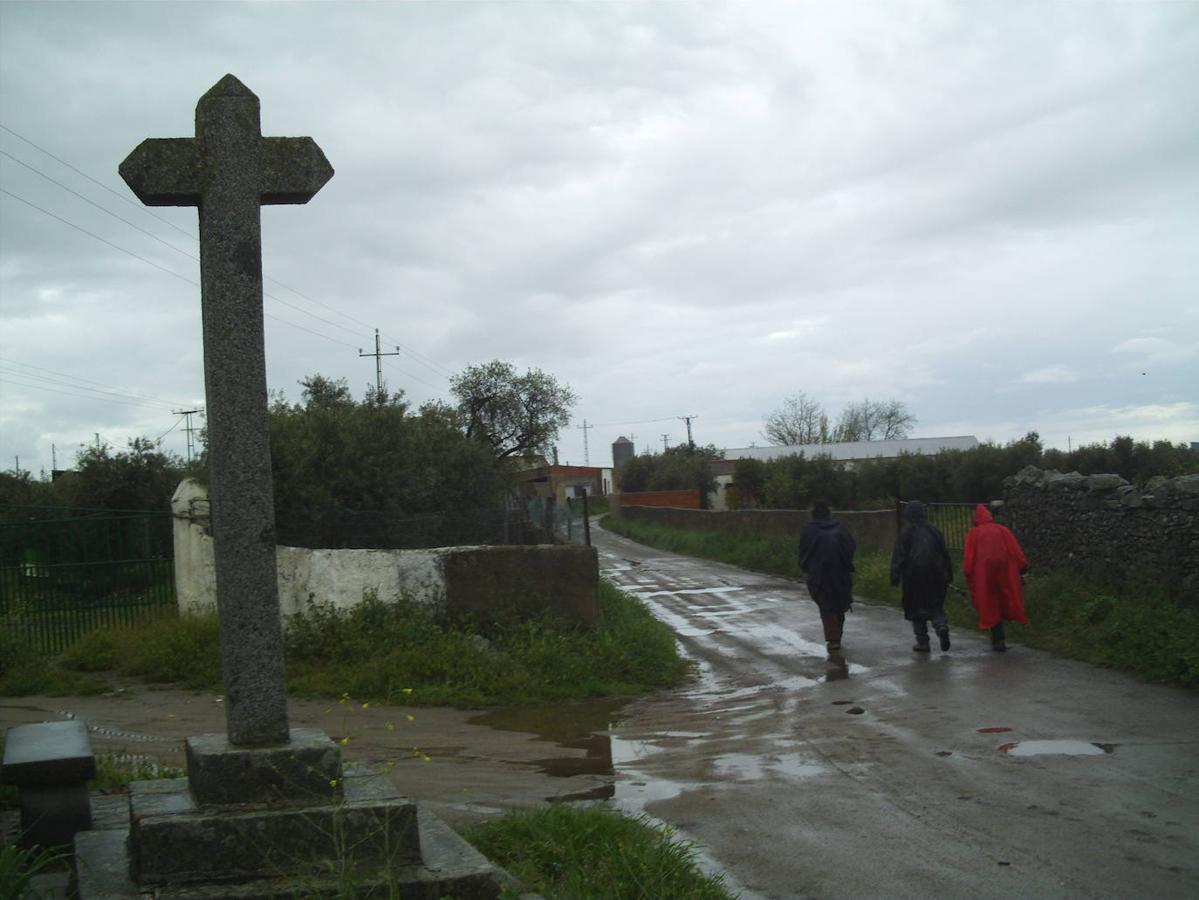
[0,505,176,654]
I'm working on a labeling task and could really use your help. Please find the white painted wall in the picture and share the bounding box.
[172,479,453,618]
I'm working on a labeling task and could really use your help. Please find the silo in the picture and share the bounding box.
[612,435,635,471]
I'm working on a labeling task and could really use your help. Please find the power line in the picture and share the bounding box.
[0,357,192,408]
[3,155,375,345]
[1,147,199,261]
[1,125,459,381]
[0,187,199,286]
[0,374,178,409]
[0,187,366,355]
[0,121,198,240]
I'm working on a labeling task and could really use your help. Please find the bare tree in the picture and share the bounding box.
[762,392,830,446]
[833,398,916,442]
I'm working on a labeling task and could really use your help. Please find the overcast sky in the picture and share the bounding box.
[1,1,1196,477]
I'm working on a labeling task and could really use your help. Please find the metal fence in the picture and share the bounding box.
[922,502,978,555]
[0,505,176,654]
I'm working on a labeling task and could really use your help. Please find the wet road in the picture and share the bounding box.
[593,523,1199,899]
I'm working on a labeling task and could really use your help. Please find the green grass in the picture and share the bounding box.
[602,515,1199,688]
[283,581,691,705]
[0,627,107,697]
[463,805,733,900]
[8,581,690,707]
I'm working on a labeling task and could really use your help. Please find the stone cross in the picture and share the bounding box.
[120,75,333,746]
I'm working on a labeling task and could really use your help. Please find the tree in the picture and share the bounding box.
[617,444,722,508]
[60,438,186,510]
[833,398,916,442]
[450,360,577,460]
[762,392,830,446]
[268,375,511,547]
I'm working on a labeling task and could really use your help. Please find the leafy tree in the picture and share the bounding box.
[762,392,830,446]
[57,438,186,511]
[450,360,577,460]
[618,444,723,508]
[268,376,512,548]
[833,398,916,442]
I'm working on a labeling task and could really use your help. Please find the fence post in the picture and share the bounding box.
[582,493,591,547]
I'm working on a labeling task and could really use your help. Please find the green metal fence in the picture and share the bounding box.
[924,502,978,556]
[0,505,176,654]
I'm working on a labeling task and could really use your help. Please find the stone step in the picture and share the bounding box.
[74,807,519,899]
[128,771,420,885]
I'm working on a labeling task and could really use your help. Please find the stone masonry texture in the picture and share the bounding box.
[998,466,1199,598]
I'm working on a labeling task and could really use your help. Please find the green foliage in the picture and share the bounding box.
[463,805,733,900]
[61,610,221,689]
[0,628,105,696]
[284,582,690,706]
[732,432,1199,509]
[617,444,722,508]
[269,375,513,547]
[0,843,67,899]
[60,438,189,511]
[450,359,577,460]
[30,583,687,705]
[91,753,185,790]
[602,516,1199,688]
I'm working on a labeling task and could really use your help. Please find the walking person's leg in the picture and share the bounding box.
[912,617,930,652]
[932,609,950,651]
[991,621,1006,652]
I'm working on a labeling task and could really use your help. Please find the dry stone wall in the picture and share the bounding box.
[998,466,1199,596]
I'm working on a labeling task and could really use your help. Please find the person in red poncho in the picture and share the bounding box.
[963,504,1028,652]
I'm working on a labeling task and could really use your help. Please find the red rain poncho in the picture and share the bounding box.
[963,505,1029,629]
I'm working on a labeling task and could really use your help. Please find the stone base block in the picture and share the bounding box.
[19,782,92,848]
[186,728,342,805]
[75,806,512,899]
[129,770,419,885]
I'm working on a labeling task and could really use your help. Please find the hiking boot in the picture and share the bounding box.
[992,641,1007,652]
[937,628,951,651]
[913,637,930,653]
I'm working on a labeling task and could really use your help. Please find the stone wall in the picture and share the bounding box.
[998,466,1199,596]
[172,480,600,626]
[614,504,897,554]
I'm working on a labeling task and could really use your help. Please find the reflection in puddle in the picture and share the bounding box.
[1000,740,1112,757]
[470,698,627,800]
[713,752,825,781]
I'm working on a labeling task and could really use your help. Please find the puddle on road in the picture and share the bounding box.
[470,698,628,780]
[713,752,825,781]
[1000,740,1114,757]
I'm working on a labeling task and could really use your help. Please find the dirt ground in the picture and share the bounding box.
[1,675,623,832]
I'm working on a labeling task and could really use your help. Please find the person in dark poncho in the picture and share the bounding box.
[890,500,954,652]
[964,504,1029,652]
[798,500,856,651]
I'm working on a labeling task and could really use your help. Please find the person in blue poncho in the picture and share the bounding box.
[798,500,856,651]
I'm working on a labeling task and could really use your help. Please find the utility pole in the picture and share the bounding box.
[358,328,400,394]
[679,414,697,451]
[173,408,204,464]
[577,419,592,466]
[660,433,670,452]
[51,444,57,471]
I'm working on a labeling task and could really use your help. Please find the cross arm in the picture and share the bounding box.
[119,138,203,207]
[260,137,334,205]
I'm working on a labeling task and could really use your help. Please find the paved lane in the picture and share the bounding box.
[596,523,1199,900]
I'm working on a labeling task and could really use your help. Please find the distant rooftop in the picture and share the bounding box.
[722,435,980,463]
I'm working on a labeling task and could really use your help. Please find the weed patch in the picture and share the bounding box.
[463,804,733,900]
[285,582,690,706]
[19,581,688,706]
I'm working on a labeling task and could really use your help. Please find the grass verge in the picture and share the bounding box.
[601,515,1199,688]
[4,580,690,706]
[463,804,733,900]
